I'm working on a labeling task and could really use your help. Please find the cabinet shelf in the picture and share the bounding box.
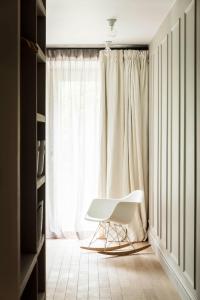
[37,235,45,255]
[37,0,46,16]
[37,113,46,123]
[20,254,37,296]
[37,44,46,63]
[20,236,45,296]
[21,37,45,63]
[37,176,45,189]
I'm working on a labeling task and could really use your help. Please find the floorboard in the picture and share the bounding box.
[46,239,180,300]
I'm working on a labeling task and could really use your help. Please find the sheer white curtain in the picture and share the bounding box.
[99,50,149,241]
[46,49,100,238]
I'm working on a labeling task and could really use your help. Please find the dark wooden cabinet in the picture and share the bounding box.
[0,0,46,299]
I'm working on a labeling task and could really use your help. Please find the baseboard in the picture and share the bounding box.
[148,230,198,300]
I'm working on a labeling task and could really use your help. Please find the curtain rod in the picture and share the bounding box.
[46,44,149,51]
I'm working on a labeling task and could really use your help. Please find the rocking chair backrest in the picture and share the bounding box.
[121,190,144,203]
[109,190,144,225]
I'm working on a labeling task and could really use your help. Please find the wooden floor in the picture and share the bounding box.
[46,239,180,300]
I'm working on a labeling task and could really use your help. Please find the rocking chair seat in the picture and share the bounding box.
[85,190,144,225]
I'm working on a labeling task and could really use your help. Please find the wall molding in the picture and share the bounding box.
[149,0,198,298]
[149,230,198,300]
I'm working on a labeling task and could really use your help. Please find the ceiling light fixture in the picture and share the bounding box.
[107,18,117,38]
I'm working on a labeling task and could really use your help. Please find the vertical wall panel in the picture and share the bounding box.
[184,1,195,287]
[158,45,162,239]
[149,54,155,229]
[167,32,172,252]
[153,48,159,236]
[179,6,185,271]
[149,0,199,297]
[160,36,168,248]
[196,0,200,297]
[180,5,186,271]
[171,19,180,264]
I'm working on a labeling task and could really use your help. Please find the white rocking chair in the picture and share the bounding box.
[81,190,150,255]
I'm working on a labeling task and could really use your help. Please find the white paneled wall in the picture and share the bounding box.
[149,0,200,299]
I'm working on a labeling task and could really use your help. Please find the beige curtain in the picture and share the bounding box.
[99,50,149,241]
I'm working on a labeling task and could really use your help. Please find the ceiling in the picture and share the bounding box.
[46,0,175,47]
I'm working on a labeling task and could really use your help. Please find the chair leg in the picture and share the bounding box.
[104,222,110,248]
[107,223,126,243]
[114,224,121,246]
[100,221,107,239]
[84,222,137,252]
[121,226,128,241]
[119,224,135,249]
[89,222,101,247]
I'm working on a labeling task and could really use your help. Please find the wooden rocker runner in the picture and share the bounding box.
[80,190,150,256]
